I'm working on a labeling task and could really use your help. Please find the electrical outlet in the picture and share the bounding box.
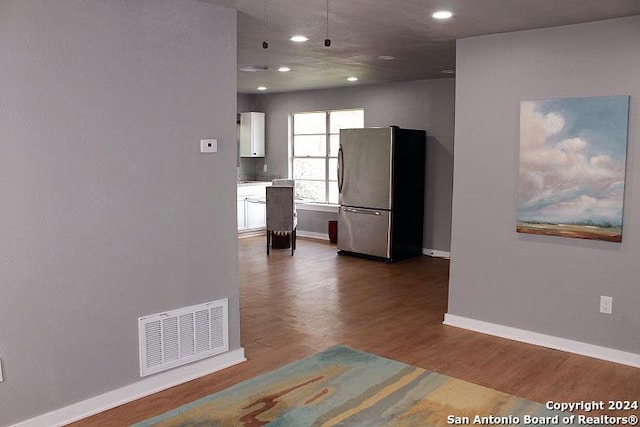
[600,296,613,314]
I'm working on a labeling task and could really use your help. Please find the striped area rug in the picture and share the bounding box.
[133,345,568,426]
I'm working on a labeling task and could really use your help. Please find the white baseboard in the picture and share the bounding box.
[443,314,640,368]
[238,229,265,238]
[242,230,330,241]
[297,230,330,241]
[422,248,451,259]
[10,348,246,427]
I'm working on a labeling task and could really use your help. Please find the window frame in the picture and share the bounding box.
[290,108,364,204]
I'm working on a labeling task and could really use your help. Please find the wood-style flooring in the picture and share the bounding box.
[71,236,640,426]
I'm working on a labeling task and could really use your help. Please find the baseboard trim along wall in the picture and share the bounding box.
[257,233,453,255]
[297,230,330,241]
[443,314,640,368]
[422,248,451,259]
[10,348,246,427]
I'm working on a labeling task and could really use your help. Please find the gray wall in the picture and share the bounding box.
[0,1,238,425]
[296,209,338,237]
[255,79,455,252]
[448,17,640,353]
[238,94,259,113]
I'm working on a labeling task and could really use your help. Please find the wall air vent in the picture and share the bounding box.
[139,299,228,377]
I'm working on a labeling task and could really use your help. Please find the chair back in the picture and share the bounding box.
[271,179,295,188]
[266,186,295,232]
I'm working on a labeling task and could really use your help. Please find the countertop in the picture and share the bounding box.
[237,180,271,186]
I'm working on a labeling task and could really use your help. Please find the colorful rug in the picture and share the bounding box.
[133,345,569,426]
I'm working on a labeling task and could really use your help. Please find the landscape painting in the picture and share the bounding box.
[517,96,630,242]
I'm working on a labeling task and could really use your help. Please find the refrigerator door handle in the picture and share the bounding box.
[343,207,382,216]
[337,146,344,193]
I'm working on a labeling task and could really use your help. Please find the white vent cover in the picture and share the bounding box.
[139,299,228,377]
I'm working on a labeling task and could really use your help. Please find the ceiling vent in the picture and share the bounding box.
[239,66,269,72]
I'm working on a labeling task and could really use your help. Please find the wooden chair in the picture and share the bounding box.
[266,186,297,255]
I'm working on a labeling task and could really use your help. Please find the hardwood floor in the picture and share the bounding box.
[71,236,640,426]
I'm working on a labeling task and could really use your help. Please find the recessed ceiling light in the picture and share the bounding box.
[378,55,396,61]
[290,35,309,42]
[442,69,456,74]
[432,10,453,20]
[257,86,267,91]
[278,66,291,72]
[347,77,358,82]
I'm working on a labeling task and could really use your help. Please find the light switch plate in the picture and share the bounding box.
[200,139,218,153]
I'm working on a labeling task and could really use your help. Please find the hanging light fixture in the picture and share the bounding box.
[262,0,269,49]
[324,0,331,47]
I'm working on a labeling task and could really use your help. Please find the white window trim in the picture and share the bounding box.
[289,108,364,204]
[296,202,339,213]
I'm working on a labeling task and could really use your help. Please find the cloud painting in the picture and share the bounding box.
[517,96,630,242]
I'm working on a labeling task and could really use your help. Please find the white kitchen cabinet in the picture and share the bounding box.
[246,198,266,229]
[237,197,247,231]
[239,112,265,157]
[237,182,269,231]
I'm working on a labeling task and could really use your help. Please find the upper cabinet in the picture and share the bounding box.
[239,112,265,157]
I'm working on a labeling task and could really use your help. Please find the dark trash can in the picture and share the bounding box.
[328,220,338,244]
[271,231,291,249]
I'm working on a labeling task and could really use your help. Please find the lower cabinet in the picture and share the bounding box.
[237,183,269,231]
[237,197,247,231]
[246,198,266,229]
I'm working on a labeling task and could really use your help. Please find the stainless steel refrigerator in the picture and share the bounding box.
[337,126,426,262]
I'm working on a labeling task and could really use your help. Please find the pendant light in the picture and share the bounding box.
[324,0,331,47]
[262,0,269,49]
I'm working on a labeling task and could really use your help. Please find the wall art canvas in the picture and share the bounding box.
[517,96,630,242]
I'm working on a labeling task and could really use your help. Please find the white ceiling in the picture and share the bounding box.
[207,0,640,94]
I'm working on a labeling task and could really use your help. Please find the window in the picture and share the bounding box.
[291,109,364,204]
